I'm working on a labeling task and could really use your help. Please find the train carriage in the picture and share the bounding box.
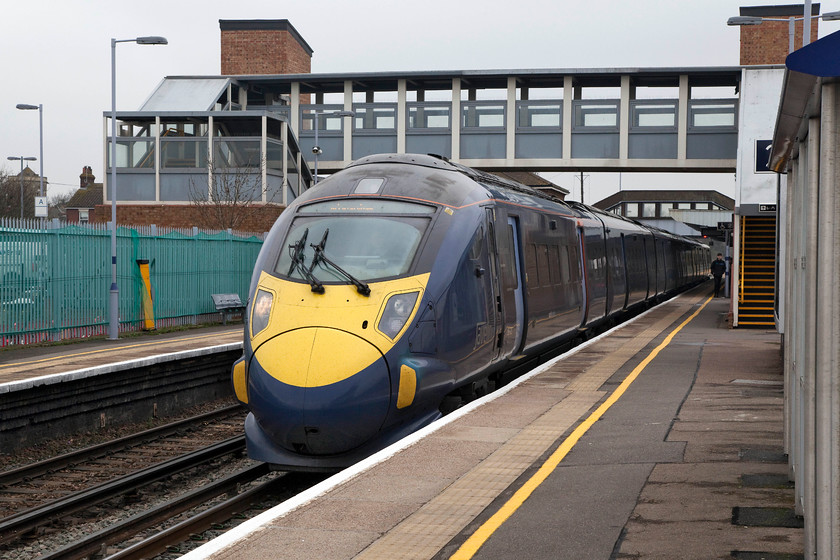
[232,153,708,470]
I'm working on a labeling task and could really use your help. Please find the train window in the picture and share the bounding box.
[498,225,518,290]
[275,215,430,282]
[569,244,581,282]
[537,245,551,288]
[354,178,385,194]
[298,199,436,214]
[469,227,484,260]
[560,245,571,284]
[525,244,538,287]
[548,245,561,285]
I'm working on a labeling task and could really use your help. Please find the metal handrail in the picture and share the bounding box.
[739,215,746,304]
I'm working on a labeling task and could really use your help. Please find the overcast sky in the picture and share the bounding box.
[1,0,837,205]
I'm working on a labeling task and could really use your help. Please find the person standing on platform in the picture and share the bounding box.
[710,253,727,297]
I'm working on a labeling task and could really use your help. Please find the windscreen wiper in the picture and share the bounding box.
[308,229,371,296]
[287,228,325,294]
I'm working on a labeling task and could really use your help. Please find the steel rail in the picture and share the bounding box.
[105,476,289,560]
[107,471,326,560]
[37,464,272,560]
[0,436,245,546]
[0,404,244,488]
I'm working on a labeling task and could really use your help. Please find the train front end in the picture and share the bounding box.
[231,156,483,470]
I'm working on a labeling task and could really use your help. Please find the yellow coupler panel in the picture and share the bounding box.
[232,358,248,404]
[397,364,417,408]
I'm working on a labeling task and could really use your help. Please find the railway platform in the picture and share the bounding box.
[181,284,800,560]
[0,324,245,451]
[0,324,243,385]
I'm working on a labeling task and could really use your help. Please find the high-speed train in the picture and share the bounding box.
[231,153,709,470]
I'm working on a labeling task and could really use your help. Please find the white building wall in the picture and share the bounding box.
[736,67,786,208]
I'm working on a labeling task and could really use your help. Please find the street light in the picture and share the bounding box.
[7,156,37,219]
[728,8,840,53]
[108,35,168,340]
[312,110,355,184]
[16,104,44,201]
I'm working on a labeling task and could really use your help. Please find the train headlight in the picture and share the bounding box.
[378,292,419,339]
[251,289,274,337]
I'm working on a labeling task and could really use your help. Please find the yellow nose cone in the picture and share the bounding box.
[254,328,383,387]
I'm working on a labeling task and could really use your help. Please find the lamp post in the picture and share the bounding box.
[108,35,168,340]
[312,110,355,184]
[15,104,43,200]
[7,156,37,219]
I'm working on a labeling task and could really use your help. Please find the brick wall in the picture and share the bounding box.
[91,204,284,234]
[740,19,820,64]
[738,5,821,65]
[220,20,312,76]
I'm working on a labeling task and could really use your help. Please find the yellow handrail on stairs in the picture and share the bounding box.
[739,215,746,304]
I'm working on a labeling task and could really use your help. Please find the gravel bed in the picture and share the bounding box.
[0,397,240,473]
[0,452,271,560]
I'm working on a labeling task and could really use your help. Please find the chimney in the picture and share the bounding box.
[80,166,95,188]
[220,20,313,75]
[738,4,820,65]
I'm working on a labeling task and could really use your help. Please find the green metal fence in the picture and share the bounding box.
[0,218,264,346]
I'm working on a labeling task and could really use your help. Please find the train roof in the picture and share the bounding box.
[345,153,575,215]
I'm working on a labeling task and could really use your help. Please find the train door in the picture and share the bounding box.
[577,227,589,327]
[484,209,503,361]
[643,235,654,299]
[496,215,525,357]
[619,234,629,310]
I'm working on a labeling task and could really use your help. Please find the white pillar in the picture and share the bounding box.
[815,81,840,559]
[677,75,689,161]
[344,80,353,164]
[398,79,407,154]
[563,76,573,161]
[451,78,461,160]
[619,75,630,161]
[506,77,517,160]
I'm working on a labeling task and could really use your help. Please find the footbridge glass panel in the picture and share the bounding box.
[516,101,563,158]
[572,100,620,159]
[629,100,678,159]
[461,101,506,159]
[687,100,738,159]
[407,102,452,157]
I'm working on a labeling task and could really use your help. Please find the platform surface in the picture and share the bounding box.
[177,285,798,560]
[0,325,243,385]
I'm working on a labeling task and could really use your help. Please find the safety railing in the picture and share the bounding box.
[0,218,263,347]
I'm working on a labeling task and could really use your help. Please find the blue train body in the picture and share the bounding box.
[231,154,709,470]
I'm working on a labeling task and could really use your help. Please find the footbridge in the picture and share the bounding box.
[234,67,741,173]
[119,67,742,206]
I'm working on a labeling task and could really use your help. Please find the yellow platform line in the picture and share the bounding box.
[450,295,712,560]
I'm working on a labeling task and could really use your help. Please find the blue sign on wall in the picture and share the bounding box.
[755,140,773,173]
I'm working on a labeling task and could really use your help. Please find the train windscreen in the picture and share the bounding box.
[275,200,435,282]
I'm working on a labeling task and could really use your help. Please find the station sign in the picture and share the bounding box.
[34,196,48,218]
[755,140,773,173]
[759,204,777,212]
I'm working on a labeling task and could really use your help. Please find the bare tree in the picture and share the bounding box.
[48,190,76,221]
[0,168,40,219]
[189,156,279,231]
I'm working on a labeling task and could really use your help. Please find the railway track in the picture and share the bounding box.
[0,405,246,518]
[0,404,330,560]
